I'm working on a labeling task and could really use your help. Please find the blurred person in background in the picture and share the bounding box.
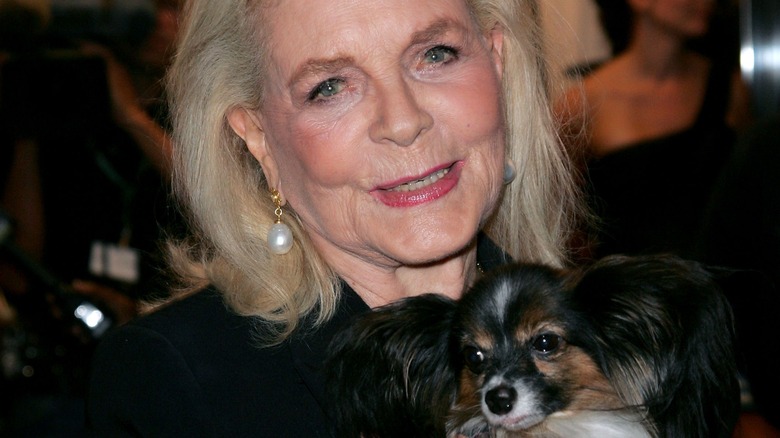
[563,0,751,259]
[558,0,779,435]
[0,0,180,435]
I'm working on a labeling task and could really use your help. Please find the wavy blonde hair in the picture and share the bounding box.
[165,0,582,344]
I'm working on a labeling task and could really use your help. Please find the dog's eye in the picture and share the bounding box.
[462,346,485,371]
[532,334,561,353]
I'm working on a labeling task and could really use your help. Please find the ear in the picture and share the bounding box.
[487,24,505,80]
[227,107,283,199]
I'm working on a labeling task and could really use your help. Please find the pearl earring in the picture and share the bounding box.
[267,189,293,255]
[503,158,517,185]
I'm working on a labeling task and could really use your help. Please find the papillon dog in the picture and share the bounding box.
[325,254,740,438]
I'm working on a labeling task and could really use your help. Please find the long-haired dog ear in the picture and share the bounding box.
[325,294,458,438]
[570,254,741,438]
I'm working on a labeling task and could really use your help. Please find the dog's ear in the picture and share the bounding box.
[571,254,741,438]
[324,294,458,438]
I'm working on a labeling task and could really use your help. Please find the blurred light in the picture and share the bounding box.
[741,46,755,76]
[75,303,105,329]
[766,43,780,70]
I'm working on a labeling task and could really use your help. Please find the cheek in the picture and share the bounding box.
[451,73,506,183]
[440,69,503,136]
[273,115,368,193]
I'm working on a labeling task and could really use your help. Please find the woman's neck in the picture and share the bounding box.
[627,16,691,80]
[321,243,479,309]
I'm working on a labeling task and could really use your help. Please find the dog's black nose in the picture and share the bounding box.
[485,385,516,415]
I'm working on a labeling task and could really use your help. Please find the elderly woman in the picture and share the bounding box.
[86,0,581,435]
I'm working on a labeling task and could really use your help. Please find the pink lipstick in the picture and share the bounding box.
[371,161,462,207]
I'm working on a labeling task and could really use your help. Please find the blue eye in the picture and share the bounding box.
[308,78,345,101]
[424,45,458,64]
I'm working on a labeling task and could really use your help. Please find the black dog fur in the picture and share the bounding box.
[325,254,740,438]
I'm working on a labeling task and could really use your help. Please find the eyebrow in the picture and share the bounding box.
[287,17,466,87]
[408,17,464,47]
[288,56,356,88]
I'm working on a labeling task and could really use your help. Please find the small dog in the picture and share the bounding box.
[325,254,740,438]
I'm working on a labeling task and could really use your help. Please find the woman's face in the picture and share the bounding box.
[246,0,506,270]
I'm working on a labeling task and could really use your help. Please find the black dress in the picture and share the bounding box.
[86,236,508,437]
[585,63,736,259]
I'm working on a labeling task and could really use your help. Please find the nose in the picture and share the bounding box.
[368,76,433,147]
[485,385,516,415]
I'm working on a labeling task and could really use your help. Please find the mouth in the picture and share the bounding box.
[495,413,545,432]
[370,162,462,208]
[385,165,452,192]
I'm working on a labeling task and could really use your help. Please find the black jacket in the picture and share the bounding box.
[87,285,367,437]
[86,236,507,437]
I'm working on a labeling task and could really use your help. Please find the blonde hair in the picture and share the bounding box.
[166,0,582,344]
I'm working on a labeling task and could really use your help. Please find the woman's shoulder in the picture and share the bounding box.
[132,288,232,331]
[581,55,626,96]
[97,286,294,370]
[91,288,257,379]
[87,286,339,436]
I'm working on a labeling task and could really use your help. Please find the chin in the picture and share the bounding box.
[326,254,740,438]
[390,223,479,263]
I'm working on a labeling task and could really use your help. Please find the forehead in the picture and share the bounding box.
[261,0,477,74]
